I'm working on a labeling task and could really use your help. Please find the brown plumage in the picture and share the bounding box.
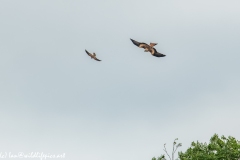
[130,38,165,58]
[85,50,101,61]
[149,43,157,47]
[130,38,154,52]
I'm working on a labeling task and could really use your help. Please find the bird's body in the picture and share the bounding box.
[85,50,101,61]
[130,38,165,58]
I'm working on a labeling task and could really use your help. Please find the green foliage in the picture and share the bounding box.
[179,134,240,160]
[152,155,165,160]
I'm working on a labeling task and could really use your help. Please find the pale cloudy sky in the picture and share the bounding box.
[0,0,240,160]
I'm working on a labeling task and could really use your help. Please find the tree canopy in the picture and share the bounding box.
[152,134,240,160]
[179,134,240,160]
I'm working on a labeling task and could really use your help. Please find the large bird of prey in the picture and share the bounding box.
[130,38,166,58]
[130,38,157,52]
[85,50,101,61]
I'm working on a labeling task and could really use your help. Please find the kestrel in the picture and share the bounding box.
[85,50,101,61]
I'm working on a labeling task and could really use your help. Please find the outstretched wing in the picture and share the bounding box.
[130,38,149,49]
[85,50,92,57]
[130,38,142,47]
[94,57,101,61]
[153,52,166,57]
[154,52,166,57]
[150,43,157,47]
[152,48,166,57]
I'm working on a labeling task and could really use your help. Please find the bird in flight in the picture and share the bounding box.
[130,38,165,58]
[130,38,157,53]
[85,50,101,61]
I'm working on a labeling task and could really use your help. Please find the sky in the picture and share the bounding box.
[0,0,240,160]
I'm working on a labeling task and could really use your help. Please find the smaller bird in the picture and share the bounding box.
[130,38,157,52]
[85,50,101,61]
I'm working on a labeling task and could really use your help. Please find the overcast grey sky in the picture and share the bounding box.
[0,0,240,160]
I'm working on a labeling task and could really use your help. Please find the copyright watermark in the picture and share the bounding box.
[0,152,65,160]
